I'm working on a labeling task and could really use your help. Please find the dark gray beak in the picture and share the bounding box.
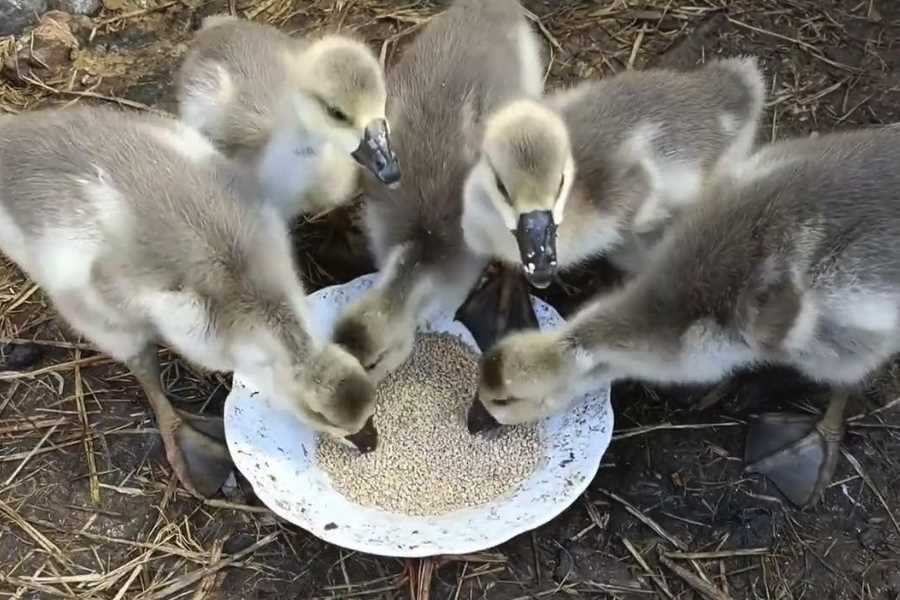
[515,210,558,290]
[344,415,378,454]
[467,395,502,436]
[351,118,400,188]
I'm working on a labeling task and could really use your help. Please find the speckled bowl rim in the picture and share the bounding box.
[224,273,613,558]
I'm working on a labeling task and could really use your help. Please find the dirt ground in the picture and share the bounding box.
[1,0,900,598]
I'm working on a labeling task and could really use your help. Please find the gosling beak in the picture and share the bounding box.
[351,118,401,188]
[344,415,378,454]
[514,210,558,290]
[467,395,502,436]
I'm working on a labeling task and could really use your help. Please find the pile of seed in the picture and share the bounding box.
[317,332,542,516]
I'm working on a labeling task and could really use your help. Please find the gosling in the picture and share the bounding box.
[474,125,900,508]
[462,56,766,289]
[177,15,399,219]
[0,106,376,497]
[330,0,545,381]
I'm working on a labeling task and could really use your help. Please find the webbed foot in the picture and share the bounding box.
[128,347,233,498]
[168,410,233,498]
[455,262,538,353]
[744,391,848,508]
[694,365,823,412]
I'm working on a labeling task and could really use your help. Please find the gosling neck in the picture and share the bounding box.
[254,99,332,217]
[563,277,755,387]
[460,170,520,265]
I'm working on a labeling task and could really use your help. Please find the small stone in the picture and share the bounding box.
[574,59,595,79]
[858,525,884,550]
[553,544,576,583]
[51,0,99,15]
[2,11,83,84]
[0,0,49,36]
[222,533,255,554]
[888,570,900,591]
[2,342,44,370]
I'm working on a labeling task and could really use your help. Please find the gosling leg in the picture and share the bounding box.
[744,390,848,508]
[127,345,233,498]
[694,365,824,413]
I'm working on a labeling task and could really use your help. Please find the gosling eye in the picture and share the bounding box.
[364,348,389,371]
[494,173,511,203]
[326,104,351,125]
[493,396,520,407]
[310,408,338,429]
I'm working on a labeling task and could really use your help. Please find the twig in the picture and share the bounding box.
[311,579,409,600]
[20,75,168,115]
[612,421,742,441]
[111,564,144,600]
[142,532,279,599]
[93,0,179,26]
[18,574,101,584]
[664,548,770,560]
[245,0,279,20]
[0,416,68,435]
[841,449,900,537]
[40,524,208,562]
[0,498,71,567]
[3,422,58,485]
[0,355,109,380]
[0,380,20,417]
[0,432,97,462]
[453,563,466,600]
[837,94,874,123]
[0,576,74,598]
[322,574,400,592]
[203,499,271,514]
[847,395,900,422]
[628,25,647,68]
[74,348,101,505]
[0,284,39,320]
[719,560,729,598]
[0,337,95,350]
[597,489,687,550]
[727,17,860,73]
[415,558,434,600]
[659,554,735,600]
[524,8,562,51]
[585,581,657,595]
[190,539,224,600]
[378,22,424,69]
[622,537,674,600]
[436,553,507,565]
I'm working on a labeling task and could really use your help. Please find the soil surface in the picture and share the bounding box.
[1,1,900,599]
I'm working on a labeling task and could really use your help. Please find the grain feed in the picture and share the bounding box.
[317,332,542,516]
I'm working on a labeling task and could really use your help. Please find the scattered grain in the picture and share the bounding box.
[317,333,542,516]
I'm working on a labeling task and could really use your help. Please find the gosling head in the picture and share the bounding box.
[290,35,400,186]
[471,99,575,289]
[470,330,576,433]
[331,291,415,383]
[277,343,378,451]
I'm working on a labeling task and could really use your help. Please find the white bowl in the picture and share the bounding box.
[224,273,613,558]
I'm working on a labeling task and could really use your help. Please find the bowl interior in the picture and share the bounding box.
[224,273,613,557]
